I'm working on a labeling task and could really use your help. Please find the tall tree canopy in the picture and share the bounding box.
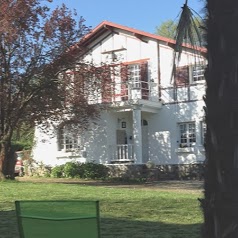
[155,17,205,46]
[155,20,177,39]
[0,0,103,179]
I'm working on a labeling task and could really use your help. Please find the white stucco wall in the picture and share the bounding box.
[32,125,60,166]
[148,100,205,165]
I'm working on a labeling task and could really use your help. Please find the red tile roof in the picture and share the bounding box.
[80,21,207,53]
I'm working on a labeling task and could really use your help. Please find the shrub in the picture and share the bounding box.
[51,165,64,178]
[63,162,80,178]
[79,162,109,180]
[50,162,109,179]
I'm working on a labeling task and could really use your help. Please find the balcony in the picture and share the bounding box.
[88,80,162,113]
[89,80,158,103]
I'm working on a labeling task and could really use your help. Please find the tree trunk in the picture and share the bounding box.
[0,139,15,180]
[202,1,238,237]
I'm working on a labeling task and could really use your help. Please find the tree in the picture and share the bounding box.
[12,123,35,151]
[156,17,205,46]
[155,20,177,39]
[176,0,238,237]
[203,1,238,237]
[0,0,104,179]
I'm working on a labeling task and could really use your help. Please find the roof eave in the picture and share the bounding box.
[79,21,207,54]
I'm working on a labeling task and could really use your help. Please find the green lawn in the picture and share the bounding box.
[0,179,203,238]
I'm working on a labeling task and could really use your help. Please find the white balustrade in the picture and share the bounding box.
[109,144,134,162]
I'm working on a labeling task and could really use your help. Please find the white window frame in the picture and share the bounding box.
[178,122,196,148]
[128,64,141,88]
[201,121,207,146]
[58,125,83,152]
[191,64,205,82]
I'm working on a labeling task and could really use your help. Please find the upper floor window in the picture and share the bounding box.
[175,66,189,86]
[192,65,205,82]
[58,124,83,152]
[128,64,141,88]
[178,122,196,148]
[175,64,206,86]
[121,61,149,100]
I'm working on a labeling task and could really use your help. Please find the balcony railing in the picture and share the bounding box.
[110,81,150,102]
[108,144,134,162]
[89,81,159,104]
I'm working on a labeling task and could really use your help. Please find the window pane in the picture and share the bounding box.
[58,124,82,151]
[192,65,205,81]
[179,122,196,147]
[201,121,206,145]
[188,123,196,143]
[129,64,141,87]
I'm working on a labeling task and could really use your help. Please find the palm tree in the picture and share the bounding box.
[176,0,238,237]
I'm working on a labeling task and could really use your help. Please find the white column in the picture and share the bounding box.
[133,105,142,164]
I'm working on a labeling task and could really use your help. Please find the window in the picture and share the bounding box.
[175,66,189,86]
[179,122,196,147]
[128,64,141,88]
[201,121,207,145]
[175,64,206,86]
[192,65,205,82]
[58,124,82,152]
[122,61,149,100]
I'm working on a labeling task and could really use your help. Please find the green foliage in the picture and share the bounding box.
[155,19,177,39]
[155,17,205,46]
[79,162,109,179]
[108,176,146,184]
[11,125,34,151]
[63,162,80,178]
[50,162,109,179]
[11,141,32,152]
[51,165,65,178]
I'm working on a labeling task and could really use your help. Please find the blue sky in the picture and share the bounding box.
[47,0,205,34]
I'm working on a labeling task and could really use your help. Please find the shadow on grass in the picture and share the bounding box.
[0,210,202,238]
[101,217,202,238]
[0,210,19,238]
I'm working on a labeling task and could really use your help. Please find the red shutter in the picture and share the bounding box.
[101,66,112,102]
[140,62,149,99]
[74,71,85,98]
[120,64,128,101]
[175,66,189,86]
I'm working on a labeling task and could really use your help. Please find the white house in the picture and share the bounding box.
[32,21,207,169]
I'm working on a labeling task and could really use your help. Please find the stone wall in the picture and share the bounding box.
[106,163,205,181]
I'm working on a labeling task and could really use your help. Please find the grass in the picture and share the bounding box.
[0,178,203,238]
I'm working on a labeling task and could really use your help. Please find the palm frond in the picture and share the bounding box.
[174,1,203,60]
[171,0,205,83]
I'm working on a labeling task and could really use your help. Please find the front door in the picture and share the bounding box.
[116,130,128,160]
[116,130,127,144]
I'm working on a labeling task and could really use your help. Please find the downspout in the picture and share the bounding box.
[157,43,162,100]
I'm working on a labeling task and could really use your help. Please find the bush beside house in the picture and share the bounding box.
[18,157,204,181]
[51,162,109,180]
